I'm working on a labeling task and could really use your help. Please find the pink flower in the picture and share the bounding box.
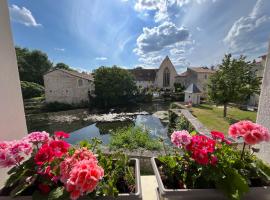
[23,131,50,143]
[229,121,270,145]
[0,140,32,168]
[54,131,69,139]
[171,130,192,147]
[60,148,104,200]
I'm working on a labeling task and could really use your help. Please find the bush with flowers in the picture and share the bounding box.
[156,121,270,200]
[0,131,135,200]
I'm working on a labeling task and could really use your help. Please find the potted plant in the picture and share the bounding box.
[152,120,270,200]
[0,131,142,200]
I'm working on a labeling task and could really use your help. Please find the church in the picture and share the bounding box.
[129,56,178,89]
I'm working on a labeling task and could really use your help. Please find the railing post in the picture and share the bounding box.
[0,0,28,186]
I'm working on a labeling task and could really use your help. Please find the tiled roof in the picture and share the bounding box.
[44,69,93,81]
[129,67,158,82]
[184,83,201,93]
[189,67,215,73]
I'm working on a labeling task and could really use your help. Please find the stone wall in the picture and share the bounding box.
[44,70,94,104]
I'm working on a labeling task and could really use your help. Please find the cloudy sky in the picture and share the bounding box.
[8,0,270,72]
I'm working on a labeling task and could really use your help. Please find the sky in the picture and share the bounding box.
[8,0,270,73]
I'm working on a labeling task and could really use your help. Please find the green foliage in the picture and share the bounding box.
[53,63,77,72]
[208,54,261,117]
[174,82,185,92]
[21,81,44,99]
[109,126,162,151]
[16,46,53,85]
[43,102,75,112]
[93,66,137,108]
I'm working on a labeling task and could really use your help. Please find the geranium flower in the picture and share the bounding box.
[54,131,69,139]
[0,140,32,167]
[171,130,192,147]
[229,121,270,145]
[23,131,50,143]
[38,183,51,194]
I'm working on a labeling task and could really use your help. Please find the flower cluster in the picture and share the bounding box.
[171,130,192,147]
[211,131,231,145]
[186,135,216,165]
[0,140,32,167]
[23,131,50,143]
[60,148,104,200]
[229,120,270,145]
[35,140,70,166]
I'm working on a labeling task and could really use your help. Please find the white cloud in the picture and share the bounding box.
[134,21,189,55]
[54,48,65,52]
[95,57,108,61]
[224,0,270,55]
[9,4,41,27]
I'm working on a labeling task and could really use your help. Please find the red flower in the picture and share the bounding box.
[49,140,70,157]
[54,131,69,139]
[211,131,225,141]
[210,156,218,166]
[34,144,54,165]
[38,183,51,194]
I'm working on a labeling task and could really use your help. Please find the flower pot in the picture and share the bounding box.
[151,157,270,200]
[0,159,142,200]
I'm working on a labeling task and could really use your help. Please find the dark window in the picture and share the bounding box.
[78,79,83,86]
[49,90,52,93]
[163,67,170,87]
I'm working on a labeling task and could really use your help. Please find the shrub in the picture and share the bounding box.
[21,81,44,99]
[109,126,162,151]
[43,102,75,112]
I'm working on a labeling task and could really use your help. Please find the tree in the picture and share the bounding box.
[208,54,261,117]
[21,81,44,99]
[15,46,53,85]
[94,66,137,108]
[174,82,185,92]
[53,62,76,71]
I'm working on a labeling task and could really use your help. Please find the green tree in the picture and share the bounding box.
[208,54,261,117]
[53,62,76,71]
[16,46,53,85]
[21,81,44,99]
[94,66,137,108]
[174,82,185,92]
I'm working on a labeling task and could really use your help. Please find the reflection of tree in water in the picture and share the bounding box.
[96,121,133,135]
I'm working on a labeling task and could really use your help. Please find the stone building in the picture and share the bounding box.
[129,56,178,89]
[43,69,94,104]
[175,67,216,96]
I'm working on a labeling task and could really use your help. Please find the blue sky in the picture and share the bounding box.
[8,0,270,73]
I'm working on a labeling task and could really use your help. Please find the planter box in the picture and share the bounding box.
[151,157,270,200]
[0,159,142,200]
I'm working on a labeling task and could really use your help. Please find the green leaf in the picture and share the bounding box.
[48,187,66,200]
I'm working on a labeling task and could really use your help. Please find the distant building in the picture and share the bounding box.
[175,67,216,96]
[184,83,202,104]
[43,69,94,104]
[129,56,178,89]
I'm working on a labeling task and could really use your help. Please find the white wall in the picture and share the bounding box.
[0,0,28,186]
[184,93,200,104]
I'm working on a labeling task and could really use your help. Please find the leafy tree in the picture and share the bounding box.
[94,66,137,108]
[16,46,53,85]
[208,54,261,117]
[174,82,185,92]
[53,62,76,71]
[21,81,44,99]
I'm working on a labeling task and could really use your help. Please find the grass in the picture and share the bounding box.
[190,104,257,134]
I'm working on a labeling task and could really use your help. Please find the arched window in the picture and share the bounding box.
[163,67,170,87]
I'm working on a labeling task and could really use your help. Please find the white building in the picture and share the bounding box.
[43,69,94,104]
[184,83,202,104]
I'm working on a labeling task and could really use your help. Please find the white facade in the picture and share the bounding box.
[44,69,94,104]
[184,92,201,104]
[0,0,28,186]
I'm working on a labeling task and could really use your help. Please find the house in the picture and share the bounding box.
[43,69,94,104]
[184,83,202,104]
[129,56,178,89]
[175,67,216,96]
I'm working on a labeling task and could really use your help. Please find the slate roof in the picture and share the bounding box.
[184,83,201,93]
[129,67,158,82]
[189,67,215,73]
[44,69,94,81]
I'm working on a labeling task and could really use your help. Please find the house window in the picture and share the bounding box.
[78,79,83,87]
[163,67,170,87]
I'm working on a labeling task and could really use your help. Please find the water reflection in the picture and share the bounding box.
[66,115,168,145]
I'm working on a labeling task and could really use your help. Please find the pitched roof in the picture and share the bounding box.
[184,83,201,93]
[189,67,215,73]
[44,69,93,81]
[129,67,157,82]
